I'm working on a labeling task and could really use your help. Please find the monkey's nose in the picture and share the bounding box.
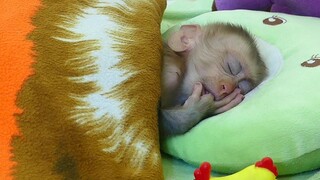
[219,83,234,96]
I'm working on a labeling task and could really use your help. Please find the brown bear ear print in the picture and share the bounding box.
[263,16,287,26]
[301,54,320,67]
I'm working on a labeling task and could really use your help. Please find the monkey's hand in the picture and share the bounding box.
[182,82,215,115]
[183,82,244,116]
[159,83,214,136]
[159,83,243,136]
[214,87,244,114]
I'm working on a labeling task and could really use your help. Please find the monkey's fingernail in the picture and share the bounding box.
[195,83,202,88]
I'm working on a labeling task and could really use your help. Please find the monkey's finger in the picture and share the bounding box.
[190,82,203,99]
[215,94,244,114]
[183,83,203,108]
[215,88,241,108]
[200,93,214,102]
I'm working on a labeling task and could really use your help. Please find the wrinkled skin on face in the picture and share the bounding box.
[160,23,267,136]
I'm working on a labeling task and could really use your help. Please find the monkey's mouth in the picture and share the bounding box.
[201,84,217,99]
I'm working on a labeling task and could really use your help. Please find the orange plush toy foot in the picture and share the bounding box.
[194,157,278,180]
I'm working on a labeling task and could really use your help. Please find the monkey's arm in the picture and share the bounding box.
[159,104,208,136]
[159,83,244,136]
[159,83,215,136]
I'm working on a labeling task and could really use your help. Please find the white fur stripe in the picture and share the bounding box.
[57,6,130,122]
[53,0,157,171]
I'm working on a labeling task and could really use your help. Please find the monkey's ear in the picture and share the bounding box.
[168,24,201,52]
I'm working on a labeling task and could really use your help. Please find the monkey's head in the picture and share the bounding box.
[168,23,267,101]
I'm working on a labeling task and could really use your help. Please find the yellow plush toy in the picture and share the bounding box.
[194,157,278,180]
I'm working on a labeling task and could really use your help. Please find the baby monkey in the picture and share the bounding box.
[160,23,267,136]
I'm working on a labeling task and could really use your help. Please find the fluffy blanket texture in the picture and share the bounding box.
[1,0,166,179]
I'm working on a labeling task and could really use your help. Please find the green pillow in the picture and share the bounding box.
[161,0,212,33]
[161,10,320,176]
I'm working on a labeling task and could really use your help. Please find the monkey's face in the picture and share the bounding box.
[168,23,267,100]
[187,35,266,101]
[188,48,256,101]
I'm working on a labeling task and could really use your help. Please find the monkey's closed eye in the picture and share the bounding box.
[226,59,242,75]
